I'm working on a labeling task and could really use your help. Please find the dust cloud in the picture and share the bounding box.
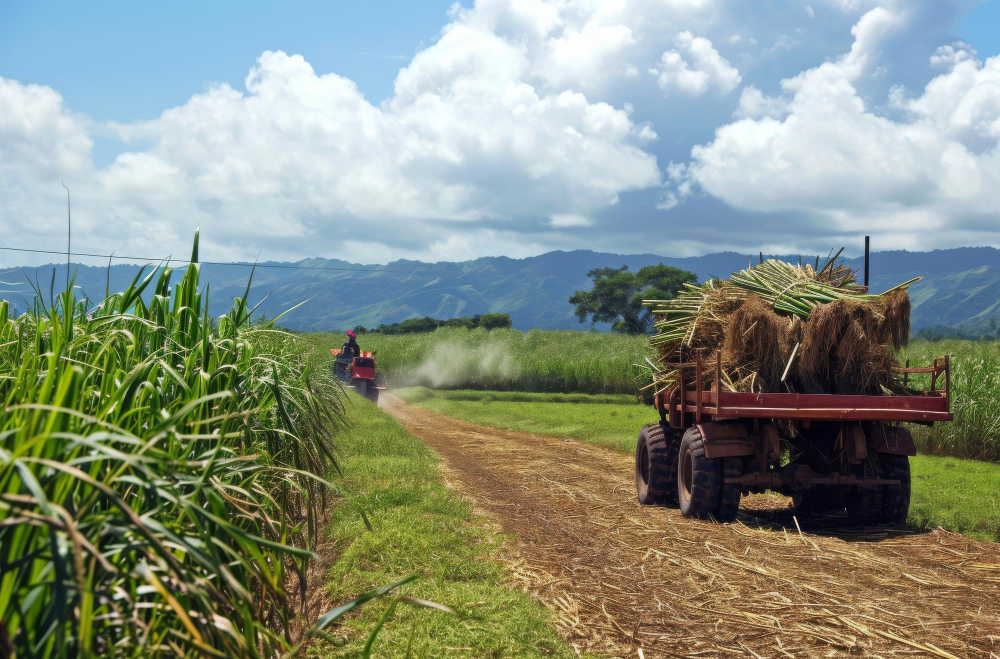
[405,342,520,388]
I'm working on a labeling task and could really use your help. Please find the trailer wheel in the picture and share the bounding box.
[364,380,379,404]
[877,453,910,524]
[715,457,743,522]
[635,423,680,505]
[677,428,722,518]
[846,460,883,525]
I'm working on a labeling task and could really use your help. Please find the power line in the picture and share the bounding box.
[0,246,420,274]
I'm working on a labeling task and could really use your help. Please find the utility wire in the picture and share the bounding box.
[0,246,420,274]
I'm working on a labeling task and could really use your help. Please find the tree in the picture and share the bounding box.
[569,264,697,334]
[479,312,512,330]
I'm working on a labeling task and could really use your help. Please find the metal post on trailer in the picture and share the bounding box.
[695,349,703,422]
[864,235,870,290]
[945,354,951,400]
[678,346,686,427]
[715,351,722,417]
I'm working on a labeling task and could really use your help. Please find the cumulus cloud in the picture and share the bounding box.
[549,213,593,227]
[650,31,742,96]
[732,85,791,119]
[1,43,660,261]
[930,41,977,69]
[2,0,997,265]
[680,6,1000,244]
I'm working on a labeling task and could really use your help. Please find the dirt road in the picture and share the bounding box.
[385,397,1000,658]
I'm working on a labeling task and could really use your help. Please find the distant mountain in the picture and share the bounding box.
[3,247,1000,336]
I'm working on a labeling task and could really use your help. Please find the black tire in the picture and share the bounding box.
[364,380,379,404]
[877,453,910,524]
[635,423,680,505]
[677,428,722,518]
[846,459,883,525]
[715,456,743,522]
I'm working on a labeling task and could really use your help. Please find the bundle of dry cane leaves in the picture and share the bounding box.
[645,251,920,395]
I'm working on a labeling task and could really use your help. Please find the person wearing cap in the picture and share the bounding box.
[341,330,361,358]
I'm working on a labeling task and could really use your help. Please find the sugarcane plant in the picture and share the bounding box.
[0,233,402,657]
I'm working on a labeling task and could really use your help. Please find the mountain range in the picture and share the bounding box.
[3,247,1000,337]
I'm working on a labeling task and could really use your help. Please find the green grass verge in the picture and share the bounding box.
[397,388,1000,542]
[396,387,649,454]
[314,395,581,658]
[909,455,1000,542]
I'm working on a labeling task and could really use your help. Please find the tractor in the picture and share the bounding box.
[331,348,385,403]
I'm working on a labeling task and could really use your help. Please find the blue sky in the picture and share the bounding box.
[2,0,1000,265]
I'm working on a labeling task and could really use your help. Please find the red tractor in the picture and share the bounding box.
[331,348,385,403]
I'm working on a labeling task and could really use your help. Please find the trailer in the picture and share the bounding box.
[635,350,952,523]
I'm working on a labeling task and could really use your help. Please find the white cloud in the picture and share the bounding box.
[732,85,791,119]
[549,213,592,227]
[681,6,1000,237]
[2,42,660,261]
[930,41,977,69]
[650,31,742,96]
[2,0,996,265]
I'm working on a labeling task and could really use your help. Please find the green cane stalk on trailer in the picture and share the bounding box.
[0,233,411,657]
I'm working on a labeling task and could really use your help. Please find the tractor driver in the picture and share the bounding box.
[341,330,361,358]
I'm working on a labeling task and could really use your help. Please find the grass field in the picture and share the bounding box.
[317,328,1000,461]
[313,395,580,658]
[397,389,1000,542]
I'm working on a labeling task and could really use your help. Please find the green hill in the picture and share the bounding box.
[4,247,1000,335]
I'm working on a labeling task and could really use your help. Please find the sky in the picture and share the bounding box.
[2,0,1000,266]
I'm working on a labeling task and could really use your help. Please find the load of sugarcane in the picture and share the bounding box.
[644,251,920,395]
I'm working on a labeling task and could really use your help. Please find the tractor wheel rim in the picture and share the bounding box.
[638,442,649,486]
[680,446,694,501]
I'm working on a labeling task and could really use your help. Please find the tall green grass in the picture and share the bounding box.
[0,238,355,656]
[315,328,1000,462]
[313,328,650,394]
[900,340,1000,462]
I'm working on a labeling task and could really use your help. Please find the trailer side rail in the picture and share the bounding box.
[656,351,952,426]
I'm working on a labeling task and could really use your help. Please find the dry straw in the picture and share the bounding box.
[644,252,920,395]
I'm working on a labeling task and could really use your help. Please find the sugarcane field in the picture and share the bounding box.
[5,3,1000,657]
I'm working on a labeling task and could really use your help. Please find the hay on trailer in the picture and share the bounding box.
[645,254,919,395]
[722,295,793,391]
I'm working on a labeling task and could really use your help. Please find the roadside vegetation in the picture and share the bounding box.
[0,240,357,656]
[901,339,1000,461]
[310,394,580,658]
[396,388,1000,542]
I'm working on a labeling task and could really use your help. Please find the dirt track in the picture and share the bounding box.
[385,397,1000,658]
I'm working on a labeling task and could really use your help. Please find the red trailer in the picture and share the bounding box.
[635,351,952,523]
